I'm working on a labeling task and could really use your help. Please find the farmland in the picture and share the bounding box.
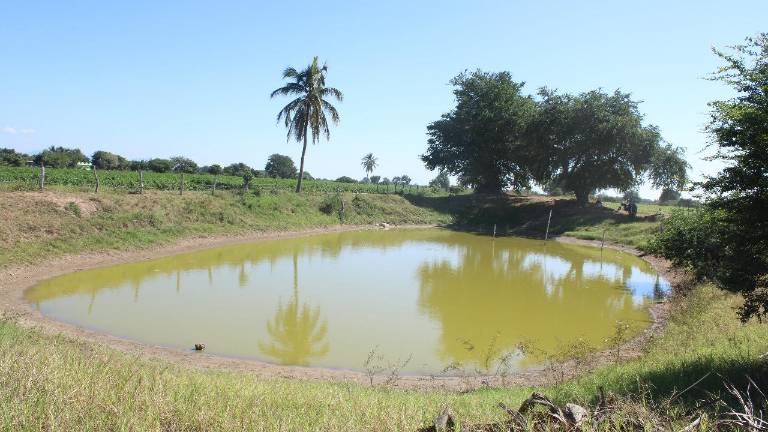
[0,167,425,195]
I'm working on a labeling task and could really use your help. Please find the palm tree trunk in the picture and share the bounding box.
[296,134,308,193]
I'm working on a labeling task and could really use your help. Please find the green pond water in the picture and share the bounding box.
[27,229,668,374]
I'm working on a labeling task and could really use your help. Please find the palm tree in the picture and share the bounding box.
[271,56,343,192]
[361,153,378,180]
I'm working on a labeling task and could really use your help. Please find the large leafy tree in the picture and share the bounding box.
[361,153,378,180]
[530,89,687,205]
[33,146,88,168]
[265,153,297,179]
[697,34,768,320]
[91,150,129,170]
[170,156,198,174]
[271,56,343,193]
[0,148,28,166]
[429,170,451,190]
[648,34,768,321]
[147,158,173,173]
[421,71,537,193]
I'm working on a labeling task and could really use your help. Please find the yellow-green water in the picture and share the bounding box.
[26,229,667,374]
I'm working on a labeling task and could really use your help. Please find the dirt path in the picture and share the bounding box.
[0,226,686,391]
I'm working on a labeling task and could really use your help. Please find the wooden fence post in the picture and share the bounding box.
[179,173,184,195]
[212,176,218,195]
[544,208,553,241]
[139,170,144,194]
[39,163,45,191]
[93,166,100,193]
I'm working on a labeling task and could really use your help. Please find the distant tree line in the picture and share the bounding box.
[0,147,320,180]
[0,147,429,187]
[421,71,690,204]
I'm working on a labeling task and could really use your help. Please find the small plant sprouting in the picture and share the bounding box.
[363,347,385,386]
[606,320,632,362]
[362,347,413,387]
[65,201,82,217]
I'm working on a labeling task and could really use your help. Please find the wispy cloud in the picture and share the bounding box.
[1,126,36,135]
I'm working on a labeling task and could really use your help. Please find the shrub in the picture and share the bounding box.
[646,208,768,320]
[319,194,343,215]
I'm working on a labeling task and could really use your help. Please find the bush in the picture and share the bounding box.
[335,176,357,183]
[319,193,343,215]
[646,208,768,320]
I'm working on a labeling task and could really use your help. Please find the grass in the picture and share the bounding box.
[1,189,764,430]
[1,284,764,430]
[0,190,452,267]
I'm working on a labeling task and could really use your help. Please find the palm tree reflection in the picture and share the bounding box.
[258,252,329,365]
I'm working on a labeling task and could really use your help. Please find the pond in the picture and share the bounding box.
[26,229,668,375]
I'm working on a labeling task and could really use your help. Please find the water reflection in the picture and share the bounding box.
[26,229,668,373]
[416,238,661,367]
[258,253,329,365]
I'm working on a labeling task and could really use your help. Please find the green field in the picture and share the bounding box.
[0,166,426,194]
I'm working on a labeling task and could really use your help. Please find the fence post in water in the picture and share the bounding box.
[93,166,100,193]
[39,162,45,191]
[493,224,497,239]
[601,230,606,252]
[544,209,553,240]
[139,170,144,194]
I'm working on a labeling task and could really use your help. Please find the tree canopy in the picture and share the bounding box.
[361,153,378,179]
[91,150,129,170]
[147,158,173,173]
[265,154,297,179]
[421,71,536,193]
[0,148,28,166]
[531,89,687,204]
[421,71,689,203]
[33,146,88,168]
[170,156,198,174]
[429,170,451,190]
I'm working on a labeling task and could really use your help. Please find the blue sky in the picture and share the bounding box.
[1,1,765,198]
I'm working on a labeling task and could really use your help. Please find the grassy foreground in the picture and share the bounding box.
[1,190,766,430]
[2,284,765,430]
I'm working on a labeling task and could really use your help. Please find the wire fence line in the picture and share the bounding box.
[0,167,430,195]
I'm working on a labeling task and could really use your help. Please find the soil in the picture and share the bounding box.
[0,225,687,391]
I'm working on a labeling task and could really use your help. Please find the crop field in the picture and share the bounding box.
[0,167,423,195]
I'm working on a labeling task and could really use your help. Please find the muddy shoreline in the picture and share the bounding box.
[0,225,686,391]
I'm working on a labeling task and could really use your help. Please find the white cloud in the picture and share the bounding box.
[1,126,36,135]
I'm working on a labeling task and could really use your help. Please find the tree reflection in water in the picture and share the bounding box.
[258,252,329,365]
[417,238,654,369]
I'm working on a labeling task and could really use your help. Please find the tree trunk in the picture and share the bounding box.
[295,134,308,193]
[574,189,589,206]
